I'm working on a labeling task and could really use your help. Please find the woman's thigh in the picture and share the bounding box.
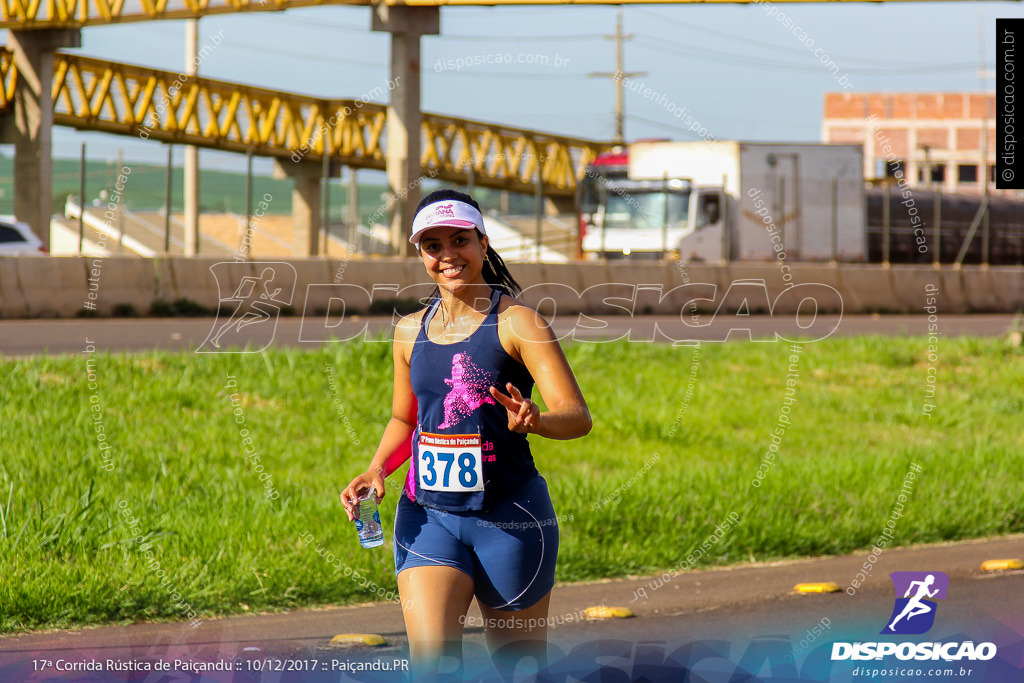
[397,565,476,642]
[467,476,559,611]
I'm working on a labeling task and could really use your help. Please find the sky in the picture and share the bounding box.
[3,0,1023,176]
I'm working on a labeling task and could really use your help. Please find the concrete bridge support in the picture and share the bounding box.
[274,160,321,257]
[5,28,81,249]
[372,6,439,257]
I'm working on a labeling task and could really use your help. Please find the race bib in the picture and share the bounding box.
[417,432,484,493]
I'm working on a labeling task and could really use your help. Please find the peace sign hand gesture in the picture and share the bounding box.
[489,382,540,434]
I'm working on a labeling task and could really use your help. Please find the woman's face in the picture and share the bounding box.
[418,226,489,294]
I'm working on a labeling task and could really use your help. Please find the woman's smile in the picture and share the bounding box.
[440,263,466,278]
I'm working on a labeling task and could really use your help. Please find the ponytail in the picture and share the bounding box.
[482,244,522,297]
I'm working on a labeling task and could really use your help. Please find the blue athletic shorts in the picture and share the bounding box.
[393,475,559,611]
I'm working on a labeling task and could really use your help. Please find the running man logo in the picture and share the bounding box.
[197,262,296,354]
[881,571,949,635]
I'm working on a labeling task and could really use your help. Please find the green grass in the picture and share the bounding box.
[0,154,545,223]
[2,336,1022,633]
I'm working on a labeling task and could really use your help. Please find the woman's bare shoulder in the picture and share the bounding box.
[496,293,555,343]
[395,306,429,345]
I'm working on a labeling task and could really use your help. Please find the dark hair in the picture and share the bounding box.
[415,189,523,299]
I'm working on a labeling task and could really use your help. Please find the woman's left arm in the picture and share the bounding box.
[489,306,592,440]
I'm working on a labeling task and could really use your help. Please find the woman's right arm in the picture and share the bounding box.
[340,314,419,521]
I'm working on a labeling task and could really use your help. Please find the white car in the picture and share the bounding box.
[0,216,48,255]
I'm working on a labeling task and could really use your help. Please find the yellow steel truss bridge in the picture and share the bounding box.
[0,48,610,196]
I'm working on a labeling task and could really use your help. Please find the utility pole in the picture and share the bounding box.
[978,16,991,263]
[184,19,200,255]
[588,9,646,143]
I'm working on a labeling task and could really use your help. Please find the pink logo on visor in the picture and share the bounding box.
[410,200,486,244]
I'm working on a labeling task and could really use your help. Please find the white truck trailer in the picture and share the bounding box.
[579,140,866,261]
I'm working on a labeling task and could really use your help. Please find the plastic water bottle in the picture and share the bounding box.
[354,488,384,548]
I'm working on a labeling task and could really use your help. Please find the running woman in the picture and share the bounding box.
[341,189,591,679]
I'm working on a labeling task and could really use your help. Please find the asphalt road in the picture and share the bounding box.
[0,314,1019,356]
[2,535,1021,682]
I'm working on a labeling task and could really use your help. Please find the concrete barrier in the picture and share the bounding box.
[293,259,336,316]
[307,258,372,322]
[169,257,233,310]
[958,267,993,312]
[93,256,157,315]
[573,262,613,314]
[316,258,420,323]
[608,262,675,315]
[783,265,845,315]
[512,262,556,315]
[602,262,674,316]
[18,256,87,317]
[339,257,425,292]
[569,262,606,309]
[171,259,311,318]
[653,262,722,326]
[718,264,788,315]
[510,262,545,291]
[652,261,712,314]
[889,266,942,313]
[7,256,1023,319]
[325,258,347,286]
[0,257,30,318]
[836,264,899,313]
[301,258,433,330]
[681,262,727,303]
[989,268,1024,312]
[342,259,417,312]
[938,267,970,314]
[963,266,1024,313]
[673,262,726,290]
[568,260,672,320]
[398,258,431,290]
[533,263,588,315]
[254,261,297,311]
[152,257,175,304]
[516,262,591,320]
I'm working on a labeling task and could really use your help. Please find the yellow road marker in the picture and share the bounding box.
[584,606,634,619]
[794,582,841,594]
[981,559,1023,572]
[330,634,386,647]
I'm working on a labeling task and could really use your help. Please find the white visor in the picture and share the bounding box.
[410,200,486,245]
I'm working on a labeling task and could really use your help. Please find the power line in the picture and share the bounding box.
[633,36,985,75]
[435,33,602,42]
[104,23,385,68]
[625,113,712,139]
[248,14,367,33]
[219,36,386,68]
[631,7,940,68]
[252,13,601,42]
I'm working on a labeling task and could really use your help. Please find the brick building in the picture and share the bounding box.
[822,92,1017,198]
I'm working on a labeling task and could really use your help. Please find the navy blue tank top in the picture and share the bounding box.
[406,288,538,512]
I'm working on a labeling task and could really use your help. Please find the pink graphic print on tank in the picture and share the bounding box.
[438,352,497,429]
